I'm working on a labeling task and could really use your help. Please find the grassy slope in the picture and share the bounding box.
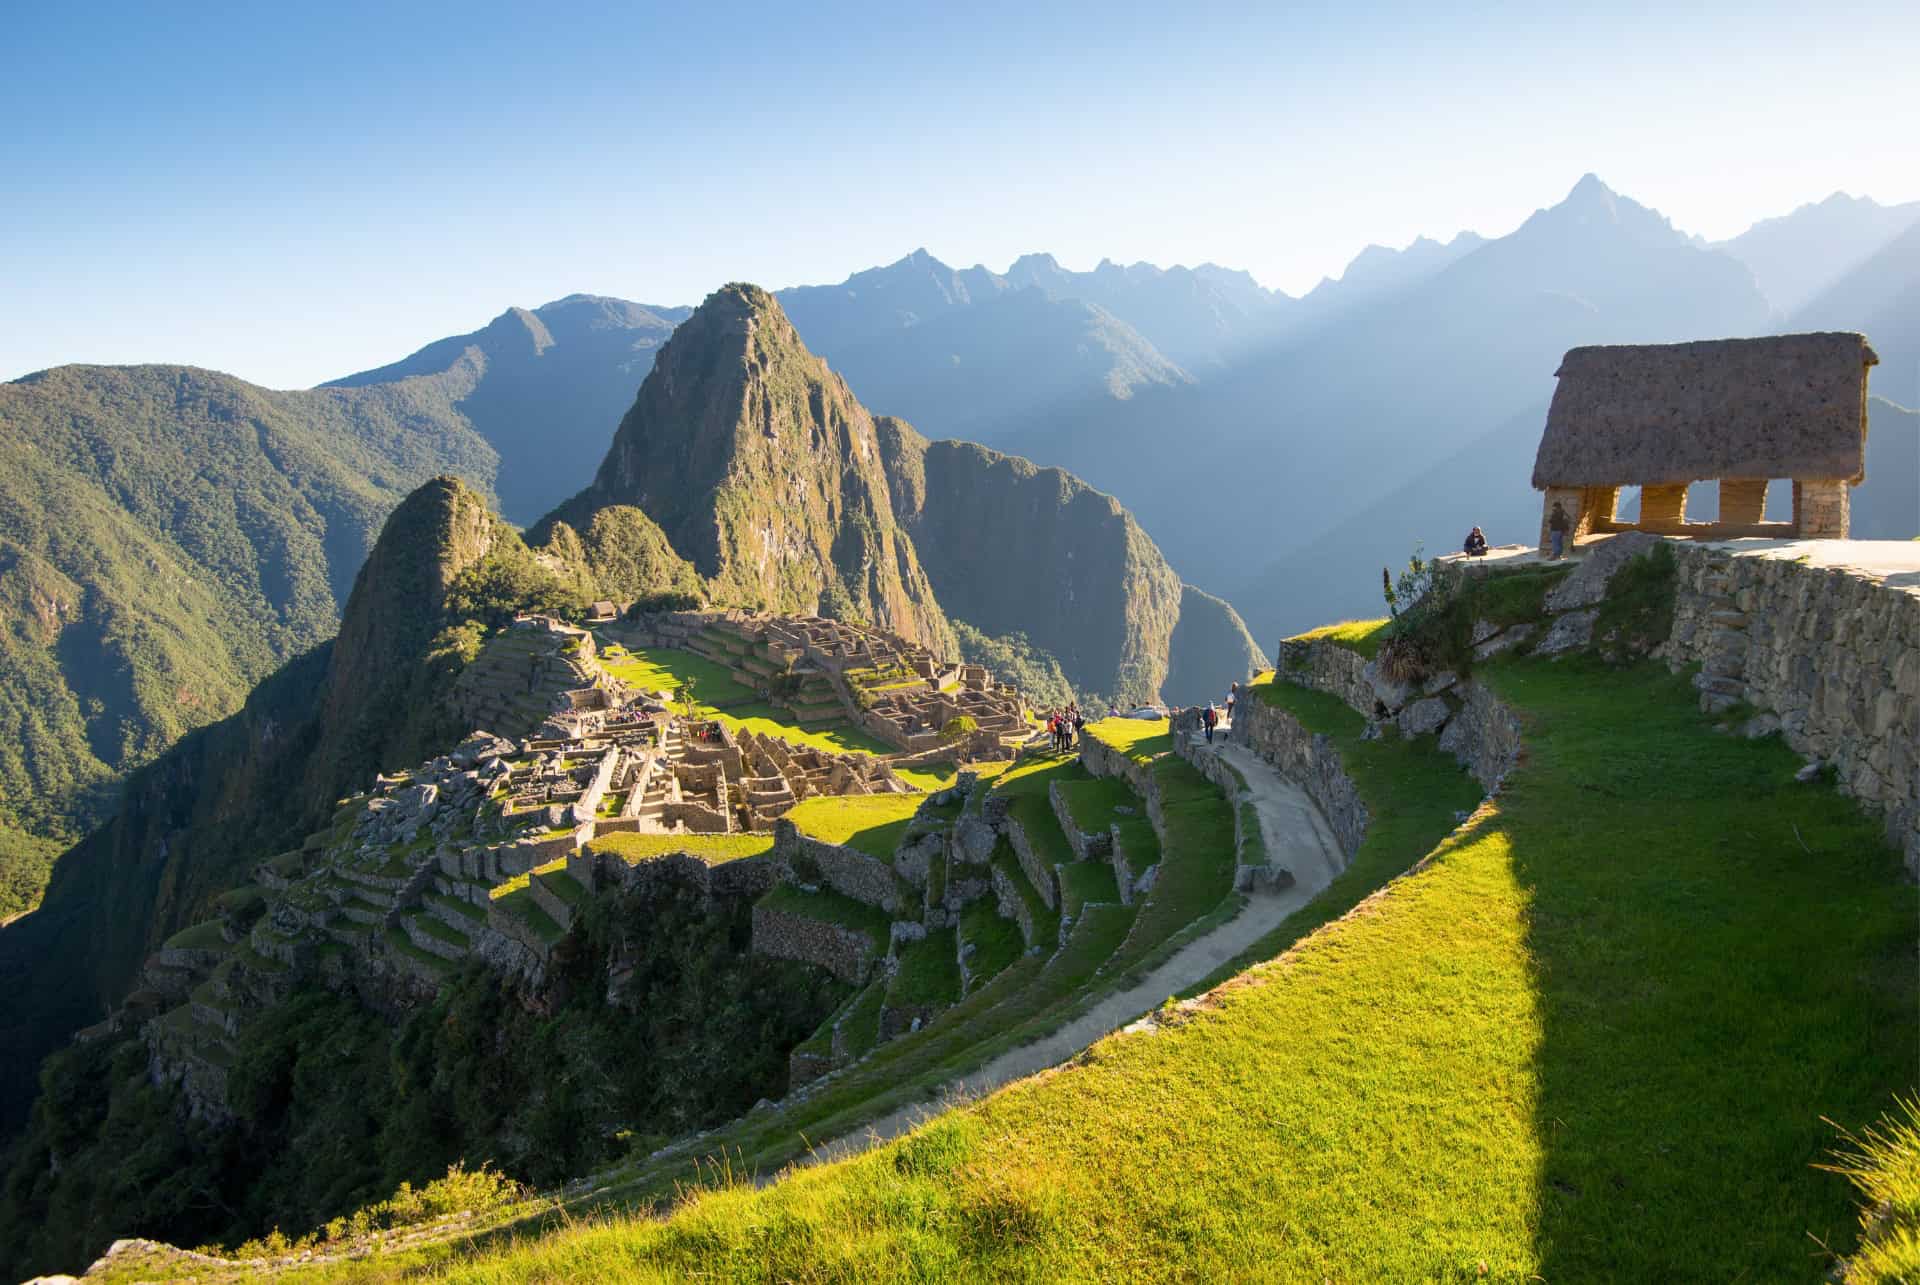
[361,656,1916,1282]
[784,794,927,861]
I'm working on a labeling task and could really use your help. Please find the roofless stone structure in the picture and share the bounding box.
[1531,332,1878,550]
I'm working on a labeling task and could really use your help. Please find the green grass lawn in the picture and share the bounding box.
[709,703,896,758]
[587,832,775,866]
[365,655,1916,1282]
[598,645,756,707]
[1083,716,1171,763]
[1007,794,1076,869]
[786,794,927,861]
[1056,860,1120,913]
[757,884,894,950]
[1288,616,1390,657]
[1052,776,1135,835]
[888,927,961,1008]
[957,899,1023,991]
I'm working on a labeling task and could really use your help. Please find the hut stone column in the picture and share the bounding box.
[1794,480,1850,539]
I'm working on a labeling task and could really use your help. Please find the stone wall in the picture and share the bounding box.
[1049,779,1113,861]
[1663,542,1919,872]
[1436,680,1527,792]
[1079,732,1157,798]
[1003,813,1058,911]
[1231,697,1368,861]
[750,904,876,984]
[990,860,1041,948]
[1273,636,1373,712]
[776,823,905,912]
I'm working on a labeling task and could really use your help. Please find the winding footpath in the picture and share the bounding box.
[802,726,1345,1167]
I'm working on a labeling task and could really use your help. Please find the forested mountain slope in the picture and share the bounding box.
[0,365,497,916]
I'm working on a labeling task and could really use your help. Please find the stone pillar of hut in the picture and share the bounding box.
[1793,480,1850,539]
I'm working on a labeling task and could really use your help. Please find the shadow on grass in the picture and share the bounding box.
[1487,657,1919,1281]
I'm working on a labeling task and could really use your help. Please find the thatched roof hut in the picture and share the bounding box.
[1531,333,1878,489]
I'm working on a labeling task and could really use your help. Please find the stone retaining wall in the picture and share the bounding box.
[776,823,904,912]
[1079,733,1157,798]
[990,861,1040,947]
[1003,814,1058,911]
[1663,543,1919,872]
[1437,680,1526,791]
[1274,636,1373,711]
[1231,697,1368,861]
[750,905,877,983]
[1048,780,1113,861]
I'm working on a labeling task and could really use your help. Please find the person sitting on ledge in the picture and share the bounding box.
[1464,526,1489,557]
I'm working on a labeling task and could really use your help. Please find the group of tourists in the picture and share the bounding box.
[1045,706,1086,754]
[1199,681,1240,744]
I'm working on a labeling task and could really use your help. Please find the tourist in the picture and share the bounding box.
[1202,704,1219,744]
[1226,681,1238,723]
[1072,710,1086,748]
[1547,502,1571,560]
[1464,526,1488,557]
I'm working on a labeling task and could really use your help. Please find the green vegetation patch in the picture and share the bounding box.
[490,886,564,946]
[1102,756,1235,978]
[1053,776,1135,835]
[888,927,961,1008]
[588,832,774,866]
[957,899,1023,990]
[599,645,755,707]
[836,981,887,1061]
[162,920,231,952]
[1289,616,1391,658]
[786,793,926,862]
[1083,716,1172,764]
[1007,794,1076,870]
[757,883,893,949]
[1057,860,1120,913]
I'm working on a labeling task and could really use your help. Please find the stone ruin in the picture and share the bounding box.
[1531,332,1878,552]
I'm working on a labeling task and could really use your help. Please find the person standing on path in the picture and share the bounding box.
[1548,502,1571,560]
[1202,704,1219,744]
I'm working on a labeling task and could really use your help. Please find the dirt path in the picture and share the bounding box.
[802,729,1345,1167]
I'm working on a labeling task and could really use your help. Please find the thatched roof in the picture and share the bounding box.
[1532,332,1878,488]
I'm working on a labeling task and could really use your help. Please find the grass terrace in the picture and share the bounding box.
[597,645,756,707]
[587,832,774,867]
[1082,715,1171,764]
[1288,616,1390,657]
[351,655,1917,1282]
[887,927,961,1009]
[786,793,928,861]
[162,920,230,952]
[757,883,895,950]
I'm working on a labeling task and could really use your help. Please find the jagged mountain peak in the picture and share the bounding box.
[542,284,952,650]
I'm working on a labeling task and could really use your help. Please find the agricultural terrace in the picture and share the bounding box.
[322,656,1917,1282]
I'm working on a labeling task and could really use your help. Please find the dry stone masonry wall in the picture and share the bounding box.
[1662,542,1919,873]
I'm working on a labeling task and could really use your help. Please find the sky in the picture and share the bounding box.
[3,0,1918,389]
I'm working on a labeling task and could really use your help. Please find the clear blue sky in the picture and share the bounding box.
[3,0,1916,388]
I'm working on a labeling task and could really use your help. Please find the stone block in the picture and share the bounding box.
[1397,697,1451,738]
[1535,610,1598,657]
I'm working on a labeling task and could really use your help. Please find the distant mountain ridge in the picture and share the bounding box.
[328,295,690,524]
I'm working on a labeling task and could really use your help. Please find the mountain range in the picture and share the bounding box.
[2,174,1915,917]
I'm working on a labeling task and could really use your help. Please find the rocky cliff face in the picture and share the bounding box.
[877,419,1264,706]
[542,285,953,652]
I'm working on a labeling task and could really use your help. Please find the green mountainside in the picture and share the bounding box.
[539,284,954,652]
[0,476,575,1141]
[0,365,499,918]
[877,419,1265,706]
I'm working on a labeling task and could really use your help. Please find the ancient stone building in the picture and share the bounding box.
[1531,332,1878,551]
